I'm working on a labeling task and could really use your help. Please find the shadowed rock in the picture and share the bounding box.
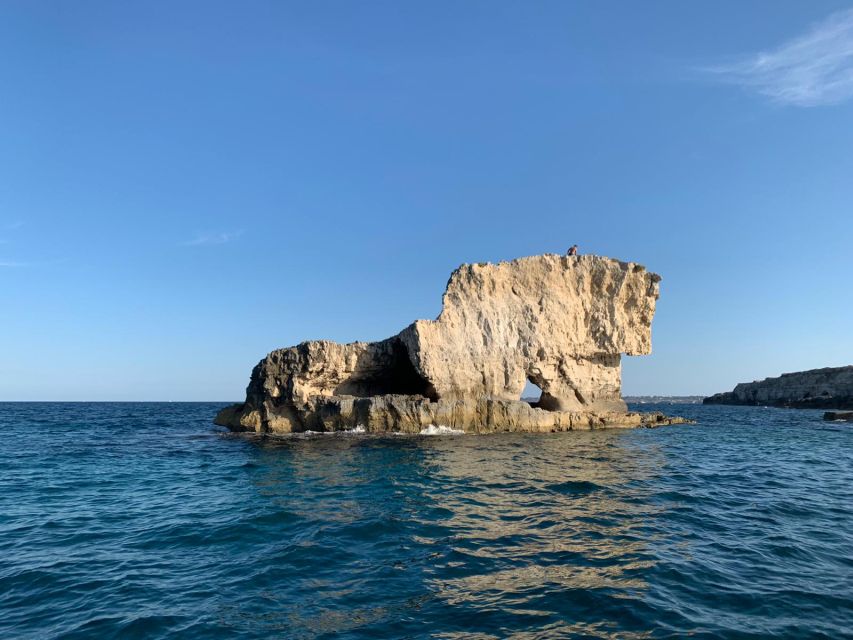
[216,254,686,433]
[824,411,853,422]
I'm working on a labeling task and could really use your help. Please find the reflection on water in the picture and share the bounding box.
[1,402,851,639]
[239,431,674,638]
[414,435,662,616]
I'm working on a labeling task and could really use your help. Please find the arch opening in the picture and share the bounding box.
[522,372,562,411]
[522,379,543,406]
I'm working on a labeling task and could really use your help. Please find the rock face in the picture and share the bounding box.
[704,366,853,409]
[216,254,681,434]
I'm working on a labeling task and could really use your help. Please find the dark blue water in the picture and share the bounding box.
[1,403,851,639]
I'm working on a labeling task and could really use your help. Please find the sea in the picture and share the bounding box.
[1,402,851,639]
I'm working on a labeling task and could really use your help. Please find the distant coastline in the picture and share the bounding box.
[704,366,853,410]
[623,396,705,405]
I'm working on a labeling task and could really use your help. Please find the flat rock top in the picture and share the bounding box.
[416,253,660,356]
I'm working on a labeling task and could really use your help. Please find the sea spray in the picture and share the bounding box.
[418,424,465,435]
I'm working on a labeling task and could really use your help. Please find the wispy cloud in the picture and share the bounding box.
[706,8,853,107]
[182,230,243,246]
[0,260,26,268]
[4,221,24,230]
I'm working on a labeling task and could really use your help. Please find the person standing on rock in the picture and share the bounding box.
[567,245,578,256]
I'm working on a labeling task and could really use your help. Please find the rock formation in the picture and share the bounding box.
[824,411,853,422]
[704,366,853,409]
[216,254,686,434]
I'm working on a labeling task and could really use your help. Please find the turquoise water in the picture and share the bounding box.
[1,402,851,639]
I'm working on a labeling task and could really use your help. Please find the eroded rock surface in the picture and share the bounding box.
[216,254,676,433]
[704,366,853,409]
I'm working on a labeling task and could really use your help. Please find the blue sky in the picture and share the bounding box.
[1,1,852,400]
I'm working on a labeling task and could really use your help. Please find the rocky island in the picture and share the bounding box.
[215,254,687,434]
[703,365,853,409]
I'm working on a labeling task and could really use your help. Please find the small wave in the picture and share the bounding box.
[3,402,853,640]
[419,425,465,435]
[303,425,367,435]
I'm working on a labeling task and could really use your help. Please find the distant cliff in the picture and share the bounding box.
[703,366,853,409]
[216,254,686,433]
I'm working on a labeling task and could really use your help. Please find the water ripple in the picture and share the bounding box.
[0,402,851,639]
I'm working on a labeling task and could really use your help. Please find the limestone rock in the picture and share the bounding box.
[398,254,659,412]
[704,366,853,409]
[216,254,676,434]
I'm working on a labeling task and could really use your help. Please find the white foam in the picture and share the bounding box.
[418,424,465,435]
[302,425,367,435]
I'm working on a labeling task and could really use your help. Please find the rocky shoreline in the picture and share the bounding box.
[704,366,853,410]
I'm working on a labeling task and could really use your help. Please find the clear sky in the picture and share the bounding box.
[1,1,852,401]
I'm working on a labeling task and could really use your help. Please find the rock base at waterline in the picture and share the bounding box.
[214,396,690,434]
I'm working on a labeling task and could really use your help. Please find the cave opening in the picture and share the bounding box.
[333,340,439,401]
[380,341,439,400]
